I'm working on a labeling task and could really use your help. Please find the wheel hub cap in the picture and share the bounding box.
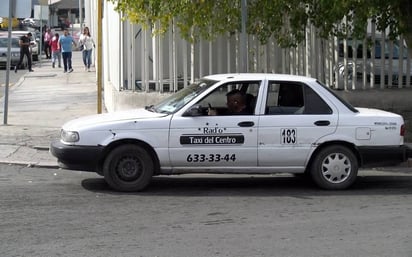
[321,153,351,183]
[116,157,142,181]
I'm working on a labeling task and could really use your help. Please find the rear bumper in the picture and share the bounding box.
[358,145,411,168]
[407,143,412,158]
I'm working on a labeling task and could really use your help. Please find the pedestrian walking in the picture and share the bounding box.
[14,32,33,73]
[44,28,52,59]
[58,29,76,73]
[50,33,61,68]
[78,26,95,72]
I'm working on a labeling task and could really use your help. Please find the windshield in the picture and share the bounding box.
[151,79,217,114]
[0,37,19,48]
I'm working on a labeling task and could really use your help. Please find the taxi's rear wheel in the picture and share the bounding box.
[310,145,358,190]
[103,144,154,192]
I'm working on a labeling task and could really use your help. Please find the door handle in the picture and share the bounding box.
[238,121,254,127]
[314,120,330,126]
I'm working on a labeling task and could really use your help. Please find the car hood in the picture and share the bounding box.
[62,108,168,131]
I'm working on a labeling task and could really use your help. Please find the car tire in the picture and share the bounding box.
[310,145,358,190]
[103,144,154,192]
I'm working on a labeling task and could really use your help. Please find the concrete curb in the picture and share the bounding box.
[0,160,59,169]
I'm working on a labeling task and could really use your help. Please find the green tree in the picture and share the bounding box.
[109,0,239,42]
[109,0,412,48]
[248,0,412,48]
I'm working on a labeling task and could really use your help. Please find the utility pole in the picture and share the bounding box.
[79,0,83,26]
[3,0,13,124]
[2,0,32,124]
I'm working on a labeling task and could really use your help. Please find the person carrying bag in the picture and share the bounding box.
[78,26,95,72]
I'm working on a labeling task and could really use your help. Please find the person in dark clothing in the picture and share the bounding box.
[14,32,33,72]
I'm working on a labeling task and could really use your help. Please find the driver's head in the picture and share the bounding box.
[226,89,246,113]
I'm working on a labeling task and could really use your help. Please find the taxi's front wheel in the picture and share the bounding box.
[310,145,358,190]
[103,144,154,192]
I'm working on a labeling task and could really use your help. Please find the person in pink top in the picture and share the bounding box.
[44,28,52,59]
[50,33,61,68]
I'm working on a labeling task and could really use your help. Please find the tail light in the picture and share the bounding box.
[401,124,406,137]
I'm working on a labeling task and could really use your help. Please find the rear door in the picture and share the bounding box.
[257,81,338,168]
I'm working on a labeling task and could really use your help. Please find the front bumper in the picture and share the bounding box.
[50,140,105,172]
[358,145,411,168]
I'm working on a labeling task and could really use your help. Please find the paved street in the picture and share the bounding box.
[1,164,412,257]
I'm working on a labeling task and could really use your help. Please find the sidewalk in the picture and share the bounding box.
[0,51,98,167]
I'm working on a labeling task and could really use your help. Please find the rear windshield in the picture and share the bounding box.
[316,80,359,113]
[0,37,20,48]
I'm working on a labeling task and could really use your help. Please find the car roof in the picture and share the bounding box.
[203,73,317,83]
[0,31,28,36]
[0,31,38,41]
[0,34,21,39]
[9,31,31,35]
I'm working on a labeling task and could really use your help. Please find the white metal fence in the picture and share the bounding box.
[122,21,412,92]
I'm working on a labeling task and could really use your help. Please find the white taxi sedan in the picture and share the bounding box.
[50,74,410,191]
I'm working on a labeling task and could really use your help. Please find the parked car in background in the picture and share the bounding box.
[51,73,411,192]
[0,30,39,61]
[335,35,412,87]
[0,35,26,69]
[22,18,40,29]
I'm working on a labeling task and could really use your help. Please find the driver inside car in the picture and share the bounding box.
[208,89,254,115]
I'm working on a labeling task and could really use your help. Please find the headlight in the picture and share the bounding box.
[61,129,80,143]
[11,52,19,57]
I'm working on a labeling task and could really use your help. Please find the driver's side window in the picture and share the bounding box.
[196,81,260,116]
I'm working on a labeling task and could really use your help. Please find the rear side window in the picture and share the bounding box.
[265,81,332,115]
[303,85,332,114]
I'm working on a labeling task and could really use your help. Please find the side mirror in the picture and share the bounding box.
[183,105,203,117]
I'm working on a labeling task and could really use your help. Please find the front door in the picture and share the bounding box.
[169,81,261,169]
